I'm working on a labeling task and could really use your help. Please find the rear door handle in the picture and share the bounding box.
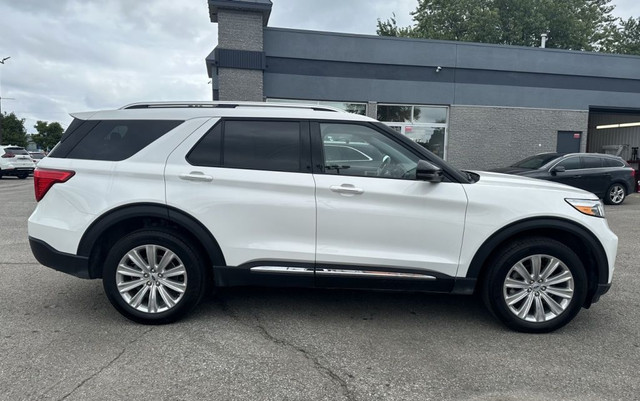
[179,171,213,182]
[330,184,364,195]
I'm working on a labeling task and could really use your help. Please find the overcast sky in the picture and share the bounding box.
[0,0,639,133]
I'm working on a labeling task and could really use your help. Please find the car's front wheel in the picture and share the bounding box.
[102,229,207,324]
[482,237,587,333]
[604,183,626,205]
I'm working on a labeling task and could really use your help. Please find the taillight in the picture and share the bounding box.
[34,168,75,201]
[1,152,13,158]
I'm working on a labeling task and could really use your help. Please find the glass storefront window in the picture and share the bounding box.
[413,106,447,124]
[377,104,449,160]
[376,105,412,123]
[405,126,446,157]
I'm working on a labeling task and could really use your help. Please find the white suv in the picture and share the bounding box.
[1,145,36,179]
[28,102,617,332]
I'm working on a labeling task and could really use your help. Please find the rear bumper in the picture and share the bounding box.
[29,237,91,279]
[0,167,34,176]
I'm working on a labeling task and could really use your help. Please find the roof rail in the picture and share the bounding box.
[119,101,343,113]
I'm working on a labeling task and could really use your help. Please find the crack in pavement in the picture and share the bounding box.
[57,327,154,401]
[219,299,356,401]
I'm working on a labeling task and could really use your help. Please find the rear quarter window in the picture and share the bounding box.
[602,158,624,168]
[49,120,183,161]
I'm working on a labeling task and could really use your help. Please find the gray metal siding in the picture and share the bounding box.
[588,113,640,161]
[262,28,640,110]
[264,28,640,79]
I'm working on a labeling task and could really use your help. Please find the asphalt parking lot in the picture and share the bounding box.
[1,177,639,401]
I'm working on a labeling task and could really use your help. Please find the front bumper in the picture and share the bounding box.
[29,237,91,279]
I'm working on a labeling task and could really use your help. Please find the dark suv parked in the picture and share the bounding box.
[493,153,636,205]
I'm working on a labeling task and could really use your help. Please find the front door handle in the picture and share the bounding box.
[330,184,364,195]
[179,171,213,182]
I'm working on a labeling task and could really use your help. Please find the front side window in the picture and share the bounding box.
[320,123,418,179]
[188,120,302,173]
[557,157,582,170]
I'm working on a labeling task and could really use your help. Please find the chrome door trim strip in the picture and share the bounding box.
[250,266,314,275]
[316,268,436,280]
[250,266,437,280]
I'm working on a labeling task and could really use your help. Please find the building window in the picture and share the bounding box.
[266,98,367,116]
[377,104,448,160]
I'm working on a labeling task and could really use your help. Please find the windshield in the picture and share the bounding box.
[511,154,560,169]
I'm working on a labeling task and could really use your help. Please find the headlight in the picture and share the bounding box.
[565,198,605,218]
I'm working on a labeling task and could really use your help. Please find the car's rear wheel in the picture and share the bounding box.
[18,173,28,179]
[482,237,587,333]
[103,229,206,324]
[604,183,626,205]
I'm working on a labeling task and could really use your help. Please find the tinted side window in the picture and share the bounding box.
[557,157,582,170]
[582,157,602,169]
[187,123,222,167]
[223,121,301,172]
[602,158,624,168]
[48,120,99,158]
[55,120,182,161]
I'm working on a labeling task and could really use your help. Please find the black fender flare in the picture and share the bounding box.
[466,217,609,286]
[77,203,226,273]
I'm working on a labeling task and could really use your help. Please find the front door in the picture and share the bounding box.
[312,122,468,290]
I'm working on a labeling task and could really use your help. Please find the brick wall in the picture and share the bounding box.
[447,106,588,170]
[217,9,264,101]
[218,9,263,51]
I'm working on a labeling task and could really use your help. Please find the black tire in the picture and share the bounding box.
[102,229,207,324]
[482,237,587,333]
[603,183,626,205]
[18,173,28,179]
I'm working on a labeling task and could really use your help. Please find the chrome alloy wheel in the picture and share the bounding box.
[502,254,574,323]
[609,184,625,204]
[116,245,188,313]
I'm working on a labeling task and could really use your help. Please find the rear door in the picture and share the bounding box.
[578,156,608,196]
[312,122,468,290]
[165,118,316,285]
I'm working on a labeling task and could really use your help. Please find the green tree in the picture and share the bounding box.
[0,112,28,147]
[32,121,64,151]
[603,17,640,55]
[377,0,622,51]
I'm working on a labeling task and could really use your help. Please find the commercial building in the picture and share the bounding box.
[205,0,640,170]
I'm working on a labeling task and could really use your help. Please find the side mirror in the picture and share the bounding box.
[416,160,443,182]
[551,165,566,175]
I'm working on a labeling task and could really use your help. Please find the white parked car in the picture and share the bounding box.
[0,145,36,179]
[28,102,617,332]
[29,151,47,165]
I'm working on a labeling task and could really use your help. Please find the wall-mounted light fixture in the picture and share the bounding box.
[596,122,640,130]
